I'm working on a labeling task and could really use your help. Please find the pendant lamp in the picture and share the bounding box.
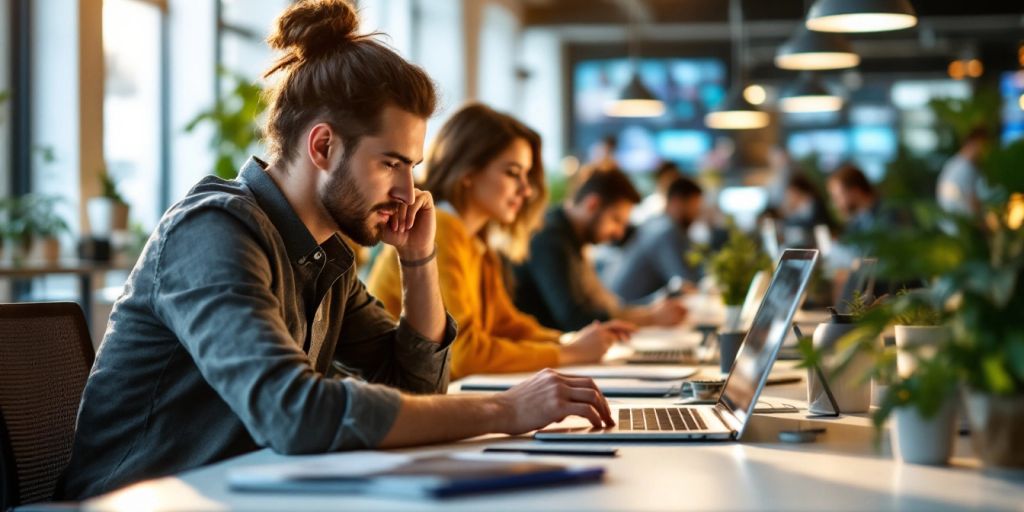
[705,0,769,130]
[779,73,843,113]
[775,27,860,70]
[806,0,917,33]
[605,4,665,118]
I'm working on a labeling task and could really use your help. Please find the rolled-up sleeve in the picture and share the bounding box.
[332,277,456,395]
[151,208,402,453]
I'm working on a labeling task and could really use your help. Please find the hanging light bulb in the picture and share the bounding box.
[705,0,769,130]
[605,3,665,118]
[775,27,860,70]
[779,73,843,113]
[706,91,771,129]
[806,0,917,33]
[743,84,767,105]
[605,73,666,118]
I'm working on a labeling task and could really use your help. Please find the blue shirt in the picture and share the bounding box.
[605,215,702,302]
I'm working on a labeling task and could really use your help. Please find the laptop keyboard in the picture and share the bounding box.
[627,349,696,364]
[618,407,707,431]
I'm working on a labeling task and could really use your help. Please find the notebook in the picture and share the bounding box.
[227,451,604,498]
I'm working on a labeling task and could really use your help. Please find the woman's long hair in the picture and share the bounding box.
[421,103,548,262]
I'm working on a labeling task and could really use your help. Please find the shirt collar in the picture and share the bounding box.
[238,156,352,269]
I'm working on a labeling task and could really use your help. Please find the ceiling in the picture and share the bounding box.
[521,0,1024,79]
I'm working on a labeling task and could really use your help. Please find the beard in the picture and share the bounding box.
[583,214,603,245]
[319,156,401,247]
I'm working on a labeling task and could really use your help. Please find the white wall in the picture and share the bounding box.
[167,0,218,203]
[476,1,520,112]
[518,28,565,172]
[413,0,466,145]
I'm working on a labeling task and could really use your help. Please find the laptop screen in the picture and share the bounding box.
[717,249,818,434]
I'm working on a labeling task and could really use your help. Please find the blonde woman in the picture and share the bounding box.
[368,103,631,379]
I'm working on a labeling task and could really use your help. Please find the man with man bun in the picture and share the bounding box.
[59,0,613,499]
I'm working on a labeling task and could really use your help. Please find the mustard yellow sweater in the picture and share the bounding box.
[367,209,561,379]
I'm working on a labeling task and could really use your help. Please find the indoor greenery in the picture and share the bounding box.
[707,227,770,306]
[0,194,70,257]
[928,89,1002,157]
[185,69,268,180]
[100,168,127,204]
[801,138,1024,426]
[799,288,954,432]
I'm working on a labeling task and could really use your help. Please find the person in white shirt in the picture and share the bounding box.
[937,126,992,217]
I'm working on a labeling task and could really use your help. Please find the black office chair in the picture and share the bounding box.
[0,303,94,510]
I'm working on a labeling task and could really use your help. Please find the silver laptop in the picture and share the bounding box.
[535,249,818,441]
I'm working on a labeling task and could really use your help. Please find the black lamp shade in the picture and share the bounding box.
[775,28,860,70]
[806,0,917,33]
[779,73,843,113]
[605,73,666,117]
[705,88,770,130]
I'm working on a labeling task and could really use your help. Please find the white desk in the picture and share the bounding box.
[81,373,1024,512]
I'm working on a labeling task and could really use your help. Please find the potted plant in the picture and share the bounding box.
[891,289,948,378]
[28,195,70,264]
[886,290,957,465]
[0,195,70,264]
[87,168,130,237]
[707,227,770,331]
[807,291,885,414]
[830,138,1024,468]
[1,196,37,263]
[800,289,958,465]
[882,349,959,465]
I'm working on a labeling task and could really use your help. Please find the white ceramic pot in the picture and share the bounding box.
[87,197,114,238]
[892,397,957,465]
[894,325,950,379]
[808,317,876,414]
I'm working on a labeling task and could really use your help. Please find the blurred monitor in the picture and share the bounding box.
[719,187,768,233]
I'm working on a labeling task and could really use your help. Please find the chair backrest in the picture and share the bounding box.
[0,302,94,509]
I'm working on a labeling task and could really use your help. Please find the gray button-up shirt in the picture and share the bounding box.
[59,157,455,500]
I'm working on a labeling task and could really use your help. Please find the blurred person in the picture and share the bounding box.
[630,160,684,225]
[368,104,632,379]
[514,169,689,331]
[827,164,880,236]
[588,134,620,172]
[825,164,914,300]
[607,176,705,302]
[937,126,992,217]
[59,0,614,500]
[781,173,835,248]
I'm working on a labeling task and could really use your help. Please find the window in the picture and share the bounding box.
[219,0,287,82]
[103,0,165,230]
[572,58,728,173]
[1,0,11,198]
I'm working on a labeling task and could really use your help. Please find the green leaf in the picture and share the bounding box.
[982,354,1014,394]
[215,155,238,180]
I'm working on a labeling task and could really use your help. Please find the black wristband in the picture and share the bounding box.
[399,245,437,267]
